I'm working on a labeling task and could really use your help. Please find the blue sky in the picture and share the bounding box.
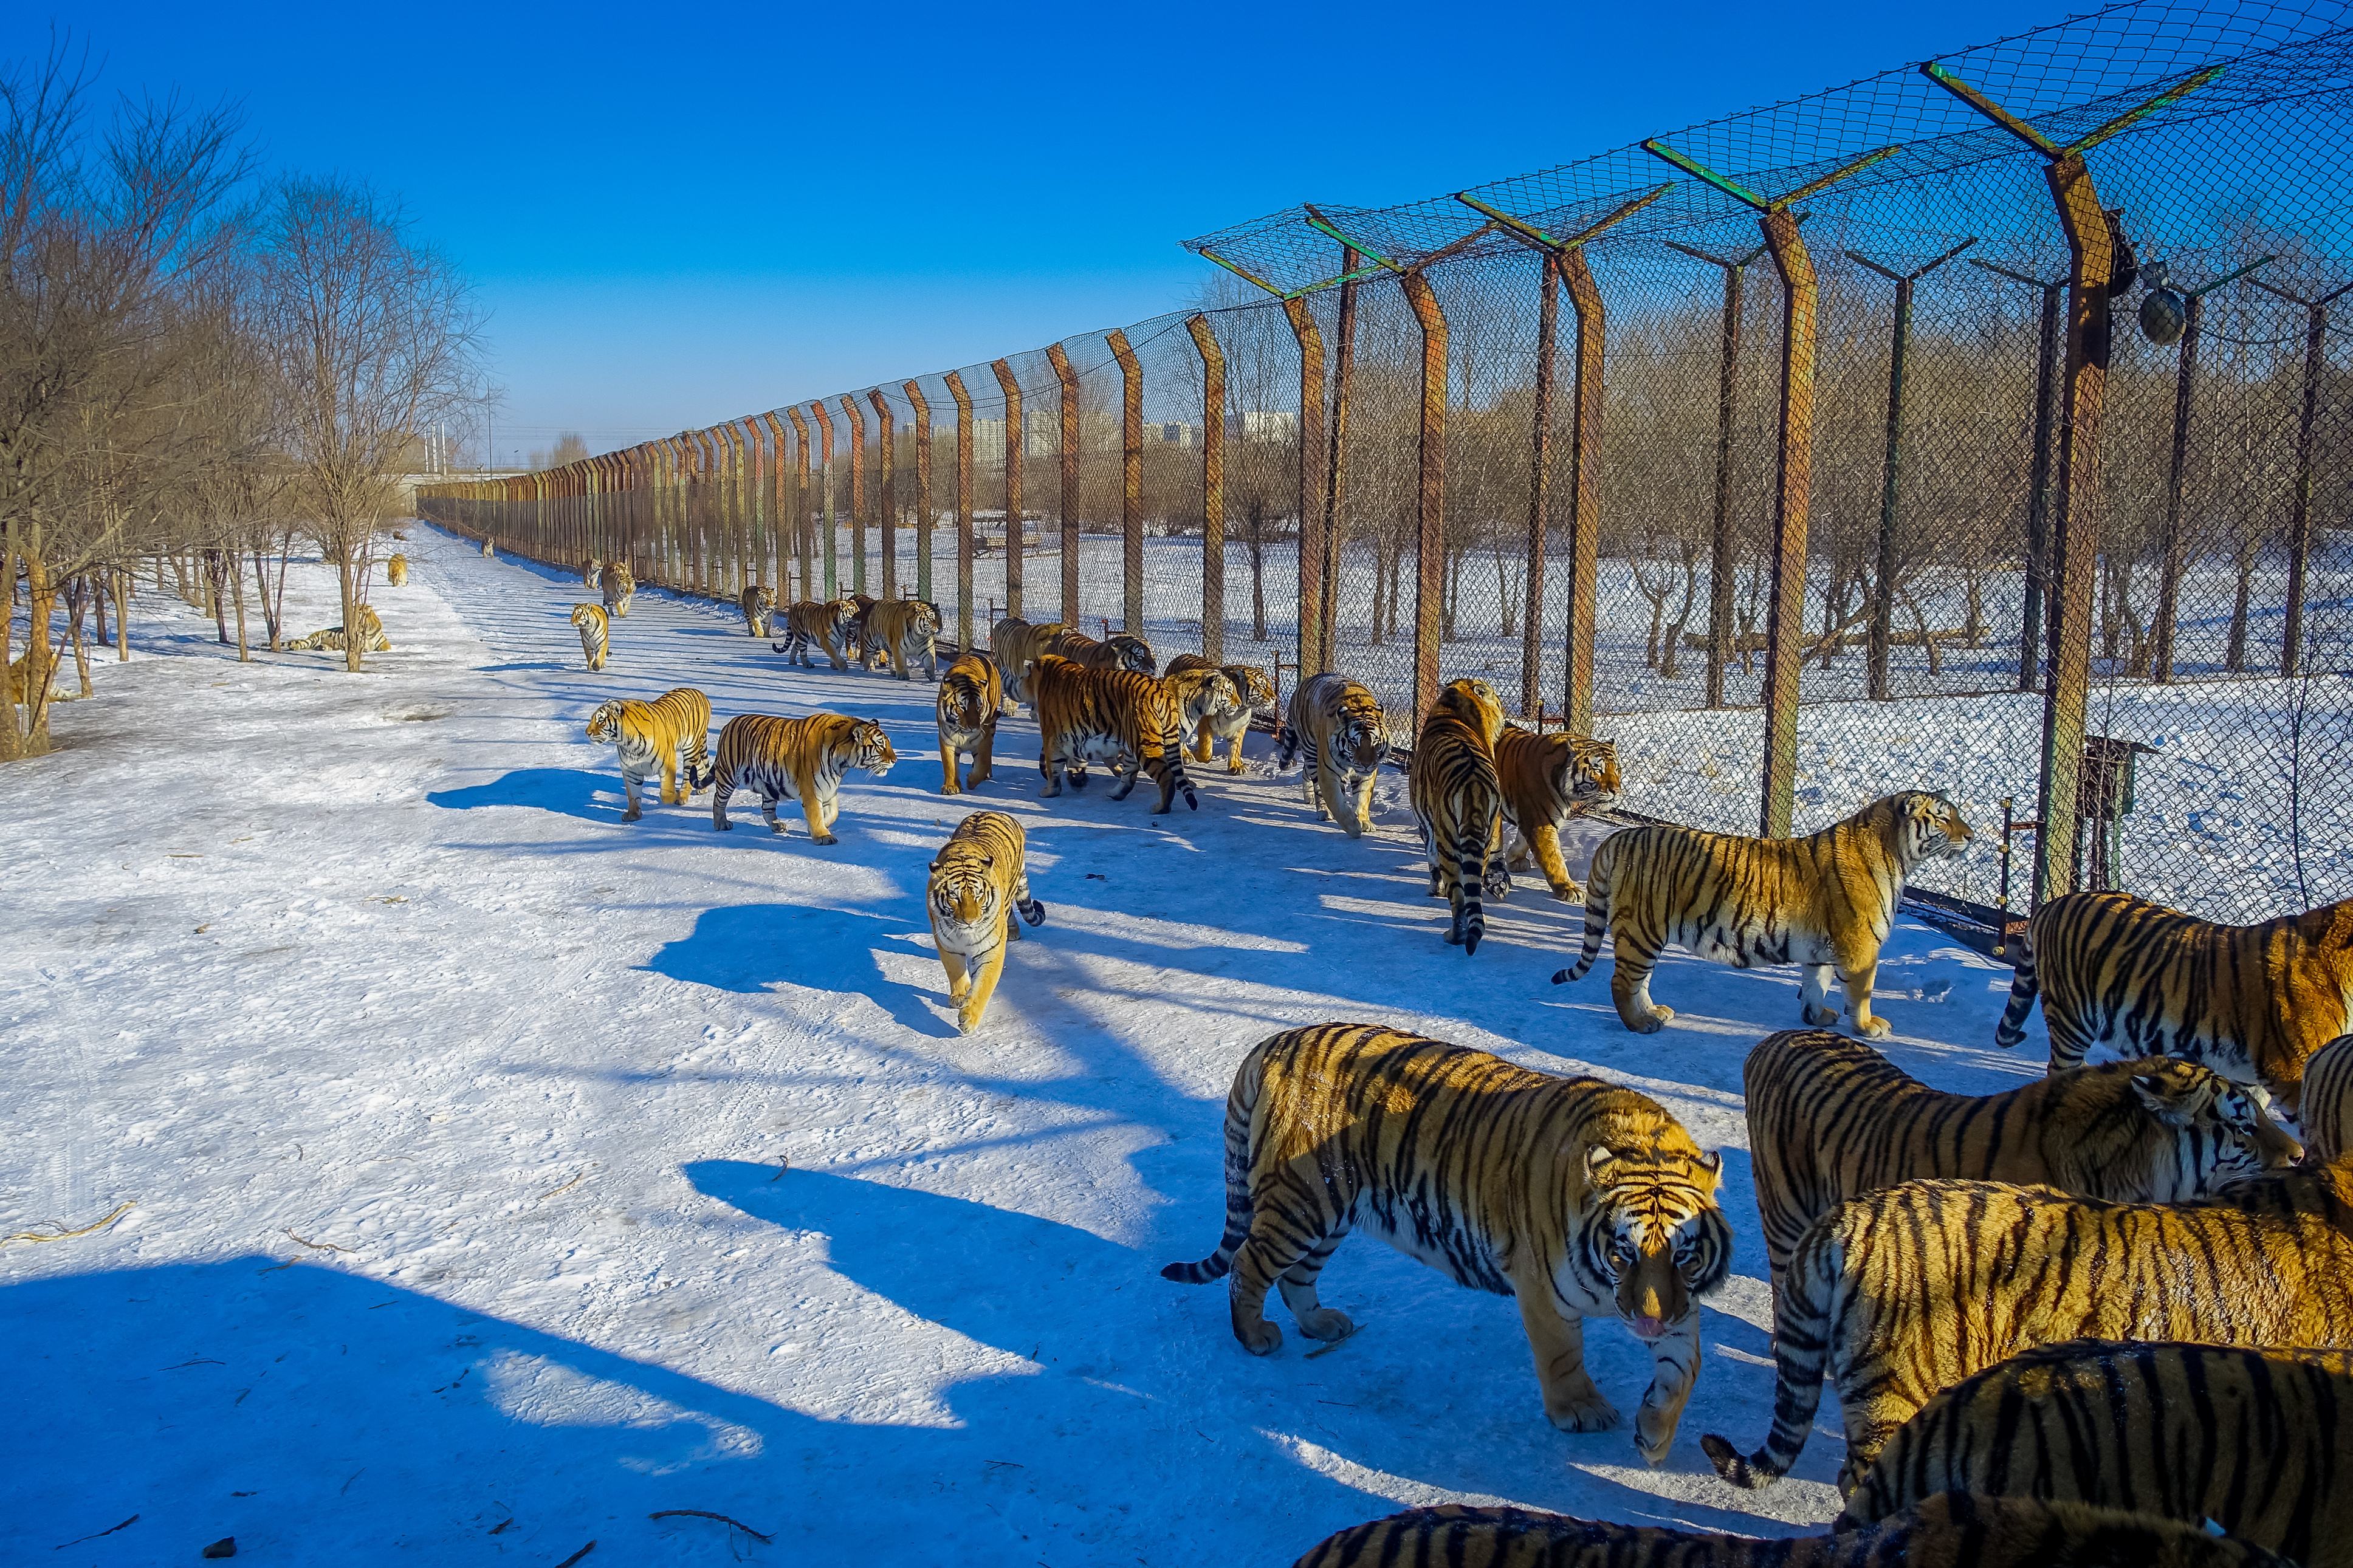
[39,1,2071,454]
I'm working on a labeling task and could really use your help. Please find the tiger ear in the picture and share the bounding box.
[2131,1070,2197,1123]
[1584,1145,1615,1177]
[927,858,941,872]
[1700,1149,1723,1178]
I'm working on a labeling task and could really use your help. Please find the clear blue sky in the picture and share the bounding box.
[39,0,2071,457]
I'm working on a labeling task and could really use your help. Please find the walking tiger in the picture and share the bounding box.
[582,557,600,588]
[570,603,610,671]
[989,615,1065,709]
[1841,1340,2353,1568]
[386,553,408,587]
[1027,652,1198,813]
[927,810,1046,1034]
[1291,1493,2292,1568]
[1554,790,1974,1036]
[600,561,635,618]
[1159,661,1245,770]
[1742,1029,2300,1294]
[708,711,896,843]
[1996,889,2353,1114]
[935,652,1004,795]
[584,686,713,821]
[739,583,775,638]
[1163,1023,1732,1467]
[1410,677,1511,954]
[1164,654,1273,773]
[860,598,943,680]
[1493,727,1620,901]
[771,597,860,669]
[1275,673,1391,837]
[1700,1152,2353,1496]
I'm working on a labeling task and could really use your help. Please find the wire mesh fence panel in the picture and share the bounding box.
[417,0,2353,925]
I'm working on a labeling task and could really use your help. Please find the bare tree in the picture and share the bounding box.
[259,176,477,673]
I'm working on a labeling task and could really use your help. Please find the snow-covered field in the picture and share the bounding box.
[8,527,2065,1565]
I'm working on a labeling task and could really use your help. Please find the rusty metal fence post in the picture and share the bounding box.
[1399,270,1447,726]
[904,380,933,605]
[1048,342,1081,624]
[991,358,1023,619]
[1324,247,1361,669]
[809,401,836,598]
[945,370,975,649]
[1187,313,1228,663]
[1105,331,1144,633]
[1279,299,1328,676]
[840,394,867,596]
[787,407,814,601]
[869,389,898,598]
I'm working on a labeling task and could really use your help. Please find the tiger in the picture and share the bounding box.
[859,598,944,681]
[1996,889,2353,1114]
[1743,1028,2302,1296]
[738,582,775,638]
[1493,727,1620,902]
[386,553,409,587]
[8,651,60,706]
[1699,1152,2353,1497]
[481,537,495,558]
[1164,654,1273,773]
[286,605,390,654]
[584,686,713,822]
[600,561,635,618]
[1410,677,1512,954]
[2304,1035,2353,1161]
[1158,662,1245,768]
[1274,673,1391,837]
[1840,1340,2353,1567]
[935,652,1005,795]
[570,603,610,672]
[582,558,600,588]
[709,711,896,843]
[989,616,1068,710]
[769,597,860,669]
[1292,1493,2294,1568]
[927,810,1048,1035]
[1161,1022,1733,1467]
[839,592,881,668]
[1554,790,1974,1038]
[1048,626,1155,674]
[1026,652,1198,814]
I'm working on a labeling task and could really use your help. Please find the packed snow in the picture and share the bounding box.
[9,526,2075,1565]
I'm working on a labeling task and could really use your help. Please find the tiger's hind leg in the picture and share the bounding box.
[1274,1230,1355,1343]
[659,753,680,806]
[1607,922,1673,1032]
[1511,1282,1618,1435]
[1227,1188,1341,1357]
[1833,953,1889,1039]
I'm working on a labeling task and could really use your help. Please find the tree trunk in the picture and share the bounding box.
[252,550,278,647]
[22,553,58,755]
[271,528,295,652]
[1494,544,1517,640]
[112,566,129,662]
[1902,589,1943,679]
[1,526,18,762]
[207,550,231,643]
[1248,532,1266,642]
[338,541,362,674]
[228,552,250,661]
[67,577,93,696]
[1660,541,1700,681]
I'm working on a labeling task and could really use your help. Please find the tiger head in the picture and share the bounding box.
[1332,696,1390,771]
[1435,678,1507,745]
[571,604,602,629]
[910,600,944,635]
[1886,789,1974,865]
[1103,634,1156,674]
[2121,1056,2303,1196]
[830,596,862,630]
[748,586,775,614]
[1201,673,1245,722]
[585,700,626,745]
[1226,664,1277,710]
[1558,736,1621,812]
[1576,1142,1733,1343]
[838,717,897,777]
[928,842,1002,931]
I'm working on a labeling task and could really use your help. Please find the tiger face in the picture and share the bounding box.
[1228,664,1276,709]
[929,844,1003,931]
[2134,1060,2304,1188]
[1333,705,1389,771]
[1101,633,1155,674]
[841,719,897,776]
[1898,790,1974,863]
[584,702,625,746]
[1578,1144,1732,1343]
[1558,738,1621,813]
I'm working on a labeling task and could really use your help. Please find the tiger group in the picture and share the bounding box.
[554,563,2353,1566]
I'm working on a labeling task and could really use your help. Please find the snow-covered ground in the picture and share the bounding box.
[8,527,2062,1565]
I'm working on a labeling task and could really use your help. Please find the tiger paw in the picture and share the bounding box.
[1627,1006,1674,1034]
[1801,1002,1842,1027]
[1546,1391,1622,1433]
[812,833,839,846]
[1553,882,1584,903]
[966,771,991,787]
[1296,1307,1355,1342]
[623,808,642,822]
[1852,1015,1892,1040]
[1236,1319,1282,1357]
[712,817,732,831]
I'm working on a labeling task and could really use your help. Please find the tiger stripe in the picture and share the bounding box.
[709,711,896,843]
[1028,652,1198,814]
[2306,1035,2353,1162]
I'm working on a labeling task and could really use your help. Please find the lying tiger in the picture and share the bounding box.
[570,604,609,671]
[1555,790,1974,1036]
[7,651,60,707]
[858,598,943,680]
[709,711,896,843]
[584,686,713,821]
[927,810,1047,1034]
[1494,727,1619,901]
[1164,1022,1733,1467]
[1293,1493,2289,1568]
[1164,654,1271,773]
[771,597,860,669]
[1842,1340,2353,1568]
[1742,1029,2300,1296]
[286,604,390,654]
[739,583,775,638]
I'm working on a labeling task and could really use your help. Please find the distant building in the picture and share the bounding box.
[1237,410,1297,443]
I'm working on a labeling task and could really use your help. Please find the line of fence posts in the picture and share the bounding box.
[416,57,2257,912]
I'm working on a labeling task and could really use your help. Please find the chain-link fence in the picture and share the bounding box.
[420,0,2353,933]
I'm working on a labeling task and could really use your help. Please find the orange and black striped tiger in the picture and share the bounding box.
[709,711,896,843]
[1743,1029,2300,1295]
[738,582,775,638]
[927,809,1048,1035]
[1026,652,1198,813]
[935,651,1004,795]
[1164,1022,1732,1467]
[386,553,409,587]
[1555,791,1973,1036]
[1997,890,2353,1114]
[1700,1152,2353,1497]
[989,615,1066,709]
[1165,654,1273,773]
[600,561,634,618]
[1046,626,1155,674]
[1276,673,1392,837]
[2304,1035,2353,1161]
[1493,726,1620,901]
[1410,677,1511,954]
[859,598,943,680]
[1841,1340,2353,1567]
[771,597,860,669]
[585,686,713,821]
[570,603,610,671]
[1293,1493,2292,1568]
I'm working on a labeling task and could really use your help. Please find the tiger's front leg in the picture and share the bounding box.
[798,770,837,844]
[620,765,647,823]
[1190,719,1214,765]
[891,646,913,681]
[1347,772,1377,838]
[1529,823,1584,902]
[938,739,963,795]
[823,634,848,672]
[957,925,1009,1034]
[1832,954,1889,1038]
[1511,1280,1619,1435]
[1222,734,1247,775]
[1632,1310,1703,1467]
[939,945,969,1004]
[966,720,995,788]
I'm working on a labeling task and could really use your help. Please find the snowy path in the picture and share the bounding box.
[3,529,2042,1566]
